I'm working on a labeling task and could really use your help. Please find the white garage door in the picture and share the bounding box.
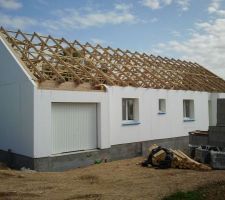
[52,103,97,154]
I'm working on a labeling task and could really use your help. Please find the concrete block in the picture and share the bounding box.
[189,133,208,146]
[210,150,225,169]
[195,147,210,164]
[35,149,111,172]
[110,142,142,161]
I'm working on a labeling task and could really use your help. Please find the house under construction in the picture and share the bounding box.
[0,27,225,171]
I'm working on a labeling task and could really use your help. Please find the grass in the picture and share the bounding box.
[163,191,203,200]
[163,181,225,200]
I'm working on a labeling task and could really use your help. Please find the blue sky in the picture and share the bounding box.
[0,0,225,78]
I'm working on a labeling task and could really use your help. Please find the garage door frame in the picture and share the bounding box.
[51,102,99,155]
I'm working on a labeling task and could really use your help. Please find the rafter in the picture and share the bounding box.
[0,27,225,92]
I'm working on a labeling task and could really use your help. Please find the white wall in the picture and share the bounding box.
[209,93,225,126]
[1,36,225,159]
[108,86,210,145]
[33,88,110,158]
[34,85,225,158]
[209,93,219,126]
[219,94,225,98]
[0,38,34,157]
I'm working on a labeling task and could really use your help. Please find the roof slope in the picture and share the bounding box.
[0,27,225,92]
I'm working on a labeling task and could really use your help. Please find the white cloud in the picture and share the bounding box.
[151,0,225,79]
[208,0,225,16]
[0,3,138,31]
[163,0,173,5]
[141,0,190,11]
[0,13,37,29]
[42,4,137,30]
[0,0,22,10]
[208,0,220,13]
[153,17,225,79]
[142,0,161,9]
[114,3,132,11]
[176,0,190,11]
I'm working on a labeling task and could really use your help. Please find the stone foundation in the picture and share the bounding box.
[0,136,188,172]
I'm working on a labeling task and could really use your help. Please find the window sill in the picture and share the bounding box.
[183,118,195,122]
[158,112,166,115]
[122,120,141,126]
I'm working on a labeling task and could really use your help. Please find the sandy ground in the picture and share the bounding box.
[0,157,225,200]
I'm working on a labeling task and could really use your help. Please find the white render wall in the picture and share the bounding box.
[209,93,225,126]
[33,88,110,158]
[33,85,225,158]
[108,86,210,145]
[0,38,34,157]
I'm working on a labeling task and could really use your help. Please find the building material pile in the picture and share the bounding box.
[188,99,225,169]
[170,148,211,170]
[142,144,211,171]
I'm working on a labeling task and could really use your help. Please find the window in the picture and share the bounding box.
[159,99,166,114]
[122,98,139,122]
[183,100,195,120]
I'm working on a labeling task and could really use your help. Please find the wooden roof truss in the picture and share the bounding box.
[0,27,225,92]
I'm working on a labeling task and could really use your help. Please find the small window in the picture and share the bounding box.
[122,98,139,121]
[159,99,166,113]
[183,100,195,120]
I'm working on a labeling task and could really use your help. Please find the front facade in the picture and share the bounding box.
[34,86,225,157]
[1,28,225,171]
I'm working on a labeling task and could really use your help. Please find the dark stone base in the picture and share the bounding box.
[0,136,188,172]
[0,150,34,169]
[209,126,225,147]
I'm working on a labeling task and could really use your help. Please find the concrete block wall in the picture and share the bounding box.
[209,126,225,147]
